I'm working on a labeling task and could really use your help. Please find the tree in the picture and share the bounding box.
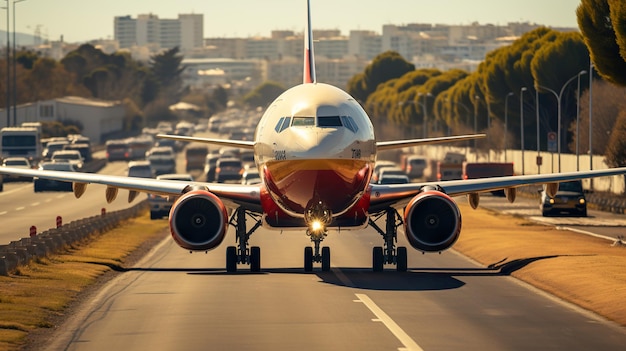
[149,47,186,104]
[242,81,285,108]
[577,0,626,86]
[605,109,626,168]
[569,80,626,155]
[347,51,414,103]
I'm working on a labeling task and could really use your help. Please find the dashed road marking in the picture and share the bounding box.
[354,293,424,351]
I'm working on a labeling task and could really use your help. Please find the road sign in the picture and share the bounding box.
[547,132,557,152]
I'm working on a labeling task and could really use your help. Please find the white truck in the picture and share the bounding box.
[0,127,42,163]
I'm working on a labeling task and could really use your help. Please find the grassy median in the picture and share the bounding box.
[1,204,625,350]
[0,210,168,351]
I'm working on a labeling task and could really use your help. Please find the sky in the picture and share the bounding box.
[10,0,582,43]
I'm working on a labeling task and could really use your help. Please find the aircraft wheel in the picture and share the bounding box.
[304,247,313,272]
[373,246,384,272]
[396,247,408,272]
[321,246,331,272]
[250,246,261,272]
[226,246,237,273]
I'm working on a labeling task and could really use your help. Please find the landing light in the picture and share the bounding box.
[311,220,323,232]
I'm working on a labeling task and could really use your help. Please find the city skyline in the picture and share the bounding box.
[11,0,581,44]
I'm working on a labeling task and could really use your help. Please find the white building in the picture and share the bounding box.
[114,13,203,53]
[1,97,126,144]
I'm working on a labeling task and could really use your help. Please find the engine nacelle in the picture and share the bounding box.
[404,190,462,252]
[169,190,229,251]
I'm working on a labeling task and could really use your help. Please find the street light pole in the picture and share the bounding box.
[504,92,514,162]
[4,0,9,127]
[536,88,541,174]
[576,71,583,171]
[12,0,26,126]
[535,70,586,172]
[589,59,594,190]
[418,92,432,139]
[520,87,527,175]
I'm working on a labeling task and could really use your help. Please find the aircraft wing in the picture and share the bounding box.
[369,167,626,212]
[0,167,262,211]
[376,134,485,151]
[156,134,255,150]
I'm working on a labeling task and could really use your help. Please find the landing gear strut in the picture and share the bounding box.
[368,208,407,272]
[304,229,331,272]
[226,207,262,273]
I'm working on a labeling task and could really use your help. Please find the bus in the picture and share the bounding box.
[0,127,42,162]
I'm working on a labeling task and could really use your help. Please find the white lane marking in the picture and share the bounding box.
[31,202,40,207]
[0,183,32,195]
[15,207,25,211]
[0,211,7,216]
[556,226,617,242]
[354,294,424,351]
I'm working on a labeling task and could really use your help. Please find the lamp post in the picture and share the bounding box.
[520,87,527,175]
[536,88,541,174]
[575,71,584,171]
[3,0,9,127]
[589,60,594,190]
[12,0,26,126]
[535,70,587,172]
[418,92,432,138]
[504,92,514,162]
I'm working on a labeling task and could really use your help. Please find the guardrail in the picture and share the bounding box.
[0,200,148,276]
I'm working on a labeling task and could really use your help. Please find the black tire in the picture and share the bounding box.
[321,246,331,272]
[226,246,237,273]
[304,247,313,272]
[396,247,408,272]
[250,246,261,272]
[373,246,384,272]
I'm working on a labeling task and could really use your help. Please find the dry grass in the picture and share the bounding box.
[455,202,626,326]
[0,211,168,351]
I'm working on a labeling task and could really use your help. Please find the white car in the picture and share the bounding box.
[1,157,33,181]
[51,150,84,170]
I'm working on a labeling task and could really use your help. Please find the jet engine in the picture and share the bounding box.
[403,190,462,252]
[169,190,229,251]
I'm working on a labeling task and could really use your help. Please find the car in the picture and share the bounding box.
[42,140,69,161]
[127,160,155,178]
[371,160,397,183]
[378,174,410,184]
[376,167,406,183]
[1,157,33,181]
[403,155,427,179]
[148,173,194,219]
[241,168,261,185]
[33,162,76,192]
[204,154,220,182]
[540,180,587,217]
[51,150,84,170]
[215,157,243,183]
[146,146,177,175]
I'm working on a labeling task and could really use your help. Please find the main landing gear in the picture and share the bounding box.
[226,207,262,273]
[368,208,408,272]
[304,229,331,272]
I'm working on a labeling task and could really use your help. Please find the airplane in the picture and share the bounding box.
[2,0,626,273]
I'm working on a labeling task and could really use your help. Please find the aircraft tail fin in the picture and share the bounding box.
[303,0,316,84]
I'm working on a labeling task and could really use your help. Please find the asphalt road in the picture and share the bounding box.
[0,159,147,244]
[42,220,626,351]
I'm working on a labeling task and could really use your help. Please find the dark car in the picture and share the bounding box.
[215,158,243,183]
[540,180,587,217]
[33,162,76,192]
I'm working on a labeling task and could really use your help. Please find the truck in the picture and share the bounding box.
[462,162,514,195]
[185,145,208,171]
[436,152,466,181]
[0,127,42,162]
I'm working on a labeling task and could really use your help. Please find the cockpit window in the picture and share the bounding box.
[340,116,356,133]
[274,117,291,133]
[292,117,315,127]
[317,116,343,127]
[274,117,285,133]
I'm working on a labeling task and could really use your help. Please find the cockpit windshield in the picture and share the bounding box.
[274,115,358,133]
